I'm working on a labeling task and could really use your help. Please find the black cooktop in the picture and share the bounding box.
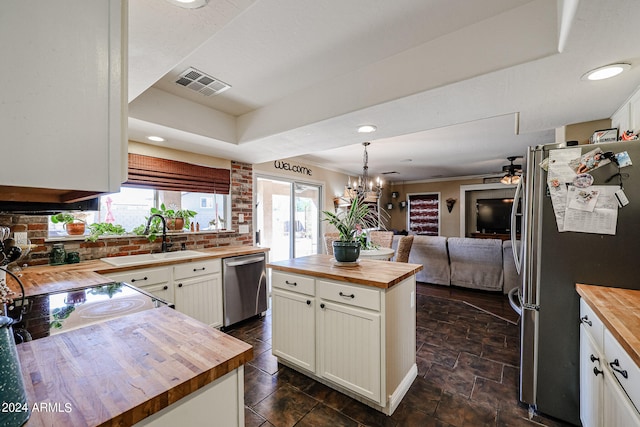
[4,282,172,344]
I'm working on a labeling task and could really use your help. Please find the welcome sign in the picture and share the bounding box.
[273,160,312,176]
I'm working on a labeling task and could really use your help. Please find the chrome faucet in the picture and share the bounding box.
[143,214,171,252]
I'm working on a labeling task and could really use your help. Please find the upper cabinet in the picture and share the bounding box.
[0,1,127,203]
[611,86,640,135]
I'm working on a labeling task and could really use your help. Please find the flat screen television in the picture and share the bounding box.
[476,198,520,234]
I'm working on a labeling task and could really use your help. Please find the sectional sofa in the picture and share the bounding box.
[391,235,520,294]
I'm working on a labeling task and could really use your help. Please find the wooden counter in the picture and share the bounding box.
[576,283,640,368]
[267,254,422,289]
[13,246,268,297]
[19,307,252,427]
[2,247,264,426]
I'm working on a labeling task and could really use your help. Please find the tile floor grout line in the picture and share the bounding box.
[461,300,519,325]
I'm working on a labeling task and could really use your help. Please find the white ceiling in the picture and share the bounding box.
[127,0,640,182]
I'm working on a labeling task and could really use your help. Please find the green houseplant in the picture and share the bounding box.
[149,204,197,231]
[85,223,127,242]
[133,204,198,242]
[51,213,87,236]
[322,196,379,262]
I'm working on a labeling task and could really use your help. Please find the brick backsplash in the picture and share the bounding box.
[0,162,254,266]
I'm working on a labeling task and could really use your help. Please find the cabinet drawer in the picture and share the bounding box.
[604,328,640,411]
[272,271,315,296]
[174,259,221,279]
[580,299,604,350]
[317,280,380,312]
[104,267,170,287]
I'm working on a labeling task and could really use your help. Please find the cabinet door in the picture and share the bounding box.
[271,289,315,373]
[104,267,173,303]
[580,324,603,427]
[0,0,125,193]
[175,274,223,328]
[317,300,381,404]
[138,282,173,305]
[629,89,640,132]
[603,366,640,427]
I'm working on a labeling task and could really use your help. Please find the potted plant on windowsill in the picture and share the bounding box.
[51,213,87,236]
[133,205,199,241]
[322,196,378,263]
[85,223,127,242]
[172,208,197,231]
[149,204,197,231]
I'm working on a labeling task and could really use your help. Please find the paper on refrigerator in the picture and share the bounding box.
[562,185,618,235]
[546,148,581,231]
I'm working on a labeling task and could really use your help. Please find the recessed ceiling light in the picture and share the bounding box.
[581,63,631,81]
[147,136,165,142]
[165,0,209,9]
[357,125,377,133]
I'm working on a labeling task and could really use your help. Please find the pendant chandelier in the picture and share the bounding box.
[345,142,383,200]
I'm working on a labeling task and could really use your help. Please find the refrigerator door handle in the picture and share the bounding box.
[511,175,524,274]
[508,287,522,316]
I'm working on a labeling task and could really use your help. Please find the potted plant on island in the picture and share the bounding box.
[50,213,87,236]
[322,196,379,262]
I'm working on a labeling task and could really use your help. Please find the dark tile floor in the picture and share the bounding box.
[225,283,574,427]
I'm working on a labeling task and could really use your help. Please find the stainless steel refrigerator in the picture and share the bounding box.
[508,140,640,425]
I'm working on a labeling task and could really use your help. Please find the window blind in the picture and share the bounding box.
[126,154,230,194]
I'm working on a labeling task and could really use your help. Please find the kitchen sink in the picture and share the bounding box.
[101,250,209,267]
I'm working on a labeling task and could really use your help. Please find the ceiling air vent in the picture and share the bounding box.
[175,67,231,96]
[381,171,399,175]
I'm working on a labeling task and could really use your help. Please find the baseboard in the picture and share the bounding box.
[387,363,418,415]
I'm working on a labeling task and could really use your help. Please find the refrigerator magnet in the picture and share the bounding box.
[615,189,629,207]
[616,151,633,168]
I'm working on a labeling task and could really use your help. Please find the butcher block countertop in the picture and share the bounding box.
[576,283,640,368]
[268,254,423,289]
[2,247,263,426]
[19,307,252,427]
[16,246,268,297]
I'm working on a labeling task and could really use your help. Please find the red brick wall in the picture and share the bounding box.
[0,162,254,266]
[230,161,253,246]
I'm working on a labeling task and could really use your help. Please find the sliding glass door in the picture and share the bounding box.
[256,177,321,262]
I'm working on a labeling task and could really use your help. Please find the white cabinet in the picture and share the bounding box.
[103,258,223,328]
[316,279,382,404]
[0,1,127,199]
[602,366,640,427]
[271,270,416,415]
[580,324,604,427]
[104,266,173,303]
[272,271,316,373]
[139,282,173,304]
[174,259,223,328]
[135,367,245,427]
[611,85,640,134]
[317,299,381,404]
[579,298,640,427]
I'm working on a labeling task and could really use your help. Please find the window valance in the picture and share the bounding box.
[126,154,230,194]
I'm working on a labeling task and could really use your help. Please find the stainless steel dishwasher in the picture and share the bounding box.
[222,253,268,327]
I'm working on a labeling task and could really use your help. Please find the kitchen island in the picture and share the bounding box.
[18,307,252,427]
[4,246,267,426]
[267,254,422,416]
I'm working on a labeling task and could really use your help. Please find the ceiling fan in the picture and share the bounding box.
[500,156,523,184]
